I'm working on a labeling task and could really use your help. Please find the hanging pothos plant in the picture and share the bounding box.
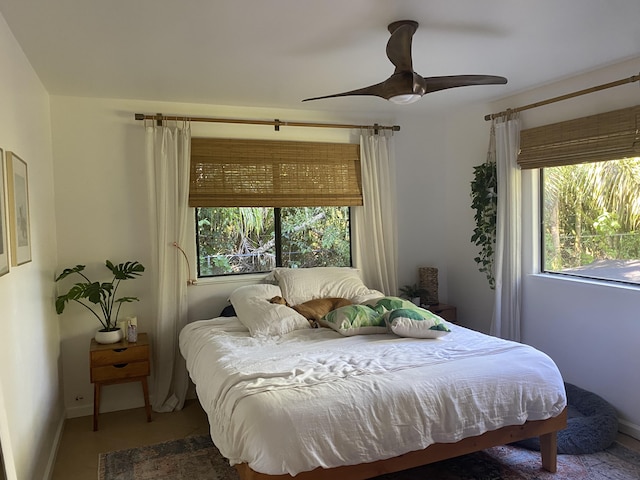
[470,161,497,289]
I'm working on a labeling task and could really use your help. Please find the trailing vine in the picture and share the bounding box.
[470,161,497,289]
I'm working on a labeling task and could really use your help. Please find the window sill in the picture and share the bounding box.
[192,273,270,287]
[528,272,640,292]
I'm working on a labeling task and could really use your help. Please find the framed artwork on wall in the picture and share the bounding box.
[6,152,31,266]
[0,148,9,276]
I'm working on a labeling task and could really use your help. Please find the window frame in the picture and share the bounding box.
[538,165,640,287]
[195,206,354,278]
[518,105,640,288]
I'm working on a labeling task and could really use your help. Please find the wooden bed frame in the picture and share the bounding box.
[235,408,567,480]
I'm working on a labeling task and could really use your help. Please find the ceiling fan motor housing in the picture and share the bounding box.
[384,71,427,99]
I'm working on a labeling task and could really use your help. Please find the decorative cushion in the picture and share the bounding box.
[515,382,618,454]
[385,307,451,339]
[229,284,310,337]
[273,267,381,305]
[363,296,418,313]
[320,304,387,336]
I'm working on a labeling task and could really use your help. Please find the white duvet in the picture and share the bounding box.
[179,318,566,476]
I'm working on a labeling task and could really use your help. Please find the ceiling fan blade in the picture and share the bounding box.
[386,20,418,73]
[424,75,507,93]
[302,81,388,102]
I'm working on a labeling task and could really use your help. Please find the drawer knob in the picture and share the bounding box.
[113,363,129,368]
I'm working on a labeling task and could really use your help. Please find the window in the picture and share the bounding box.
[196,206,352,276]
[189,137,362,277]
[518,105,640,285]
[541,158,640,284]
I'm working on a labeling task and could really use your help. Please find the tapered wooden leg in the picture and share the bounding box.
[540,431,558,472]
[93,383,101,432]
[141,377,152,422]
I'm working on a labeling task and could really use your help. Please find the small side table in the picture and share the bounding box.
[90,332,152,431]
[427,304,457,323]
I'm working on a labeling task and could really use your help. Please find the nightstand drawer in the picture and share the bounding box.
[91,360,150,383]
[90,345,149,366]
[427,304,457,323]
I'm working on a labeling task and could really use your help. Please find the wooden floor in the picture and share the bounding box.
[51,400,210,479]
[52,400,640,479]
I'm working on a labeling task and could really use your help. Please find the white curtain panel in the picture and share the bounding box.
[353,130,398,295]
[490,116,522,341]
[145,123,191,412]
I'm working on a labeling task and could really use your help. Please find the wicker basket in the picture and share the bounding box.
[419,267,439,305]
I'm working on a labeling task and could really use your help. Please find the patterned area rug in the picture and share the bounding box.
[98,435,640,480]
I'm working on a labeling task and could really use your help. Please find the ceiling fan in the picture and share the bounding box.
[303,20,507,105]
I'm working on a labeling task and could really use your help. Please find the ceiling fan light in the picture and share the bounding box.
[388,93,422,105]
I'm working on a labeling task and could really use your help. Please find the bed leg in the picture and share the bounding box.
[540,431,558,472]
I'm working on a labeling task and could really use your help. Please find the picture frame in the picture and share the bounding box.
[0,148,9,276]
[6,152,31,266]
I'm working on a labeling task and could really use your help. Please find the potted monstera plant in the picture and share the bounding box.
[55,260,145,344]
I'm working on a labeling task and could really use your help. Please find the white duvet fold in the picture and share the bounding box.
[180,318,567,476]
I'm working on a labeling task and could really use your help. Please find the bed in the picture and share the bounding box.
[179,268,567,480]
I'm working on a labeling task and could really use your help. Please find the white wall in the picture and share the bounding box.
[393,102,497,332]
[443,103,497,332]
[511,57,640,438]
[393,112,450,303]
[50,96,394,417]
[440,57,640,436]
[0,12,64,480]
[391,98,501,334]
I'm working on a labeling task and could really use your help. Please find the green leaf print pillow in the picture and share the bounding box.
[385,307,451,339]
[363,296,417,314]
[320,304,387,336]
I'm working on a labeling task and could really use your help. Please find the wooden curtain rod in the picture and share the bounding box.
[484,73,640,121]
[134,113,400,132]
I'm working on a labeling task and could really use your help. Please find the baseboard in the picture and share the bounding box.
[619,418,640,441]
[65,384,153,419]
[65,399,151,419]
[65,403,93,419]
[44,412,66,480]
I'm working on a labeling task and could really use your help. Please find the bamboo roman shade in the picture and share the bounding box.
[189,138,362,207]
[518,105,640,169]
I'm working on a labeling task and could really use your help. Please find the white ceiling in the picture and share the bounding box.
[0,0,639,115]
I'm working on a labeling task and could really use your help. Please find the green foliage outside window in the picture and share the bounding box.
[196,206,351,276]
[543,157,640,278]
[280,207,351,269]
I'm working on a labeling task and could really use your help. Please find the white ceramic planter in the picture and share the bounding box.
[95,328,123,344]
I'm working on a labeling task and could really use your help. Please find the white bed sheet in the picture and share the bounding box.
[179,317,566,476]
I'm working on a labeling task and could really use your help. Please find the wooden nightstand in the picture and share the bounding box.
[90,332,152,431]
[427,304,457,323]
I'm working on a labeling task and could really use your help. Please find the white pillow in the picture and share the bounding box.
[229,284,310,337]
[385,307,451,339]
[273,267,378,305]
[352,291,386,305]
